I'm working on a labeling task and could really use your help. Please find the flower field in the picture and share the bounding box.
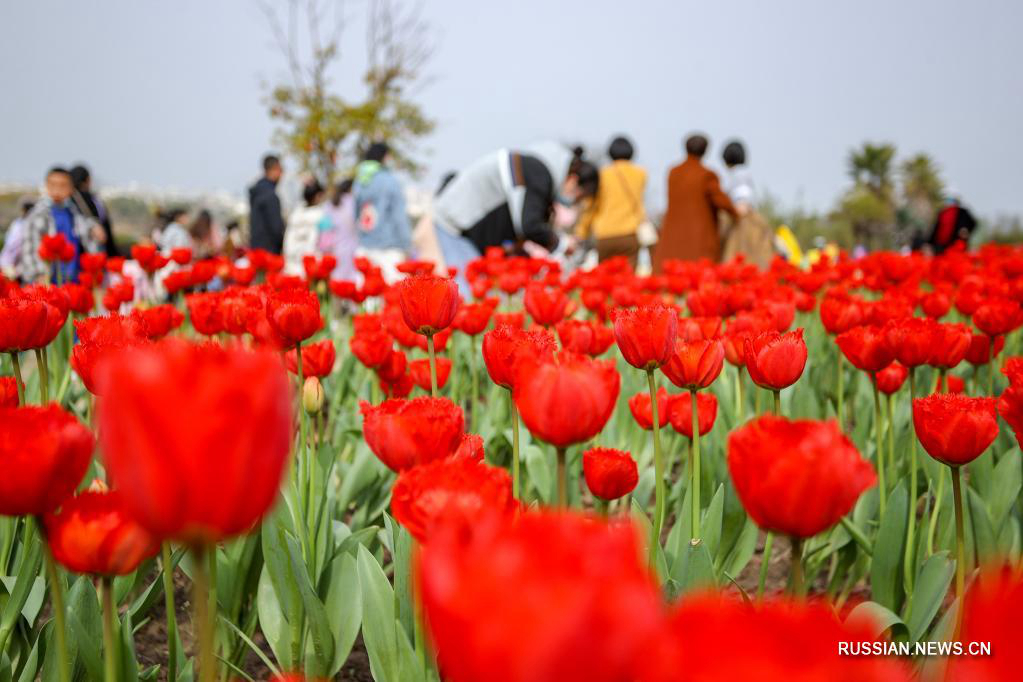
[2,245,1023,681]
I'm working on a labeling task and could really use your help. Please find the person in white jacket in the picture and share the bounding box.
[283,180,330,276]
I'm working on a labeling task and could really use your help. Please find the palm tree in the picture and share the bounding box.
[900,153,944,207]
[847,143,897,198]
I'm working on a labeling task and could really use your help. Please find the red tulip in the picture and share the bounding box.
[454,433,485,461]
[285,339,336,378]
[186,293,225,336]
[874,362,908,395]
[0,405,93,516]
[44,488,159,575]
[819,291,864,335]
[944,374,965,394]
[666,392,718,438]
[836,325,894,374]
[920,290,951,319]
[912,394,998,466]
[482,325,556,390]
[265,289,323,347]
[132,304,184,340]
[513,352,620,448]
[728,416,876,537]
[627,387,669,430]
[928,322,972,369]
[965,332,1004,366]
[763,300,796,332]
[524,282,569,327]
[999,384,1023,449]
[612,306,678,370]
[361,397,465,472]
[391,458,516,543]
[973,299,1023,337]
[640,593,914,682]
[131,244,163,272]
[661,339,724,390]
[349,329,394,369]
[62,283,94,314]
[721,312,772,367]
[883,316,935,368]
[743,329,807,391]
[397,274,460,335]
[39,233,75,262]
[74,313,146,345]
[380,371,414,399]
[170,247,192,265]
[302,253,337,282]
[98,339,292,542]
[678,316,722,342]
[582,448,638,501]
[0,377,17,407]
[453,300,496,336]
[375,348,407,384]
[418,511,662,682]
[79,253,107,274]
[0,296,50,352]
[947,567,1023,682]
[410,357,452,391]
[493,311,525,329]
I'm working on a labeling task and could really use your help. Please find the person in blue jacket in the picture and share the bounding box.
[353,142,412,283]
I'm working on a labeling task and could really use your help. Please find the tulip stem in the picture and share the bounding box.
[757,531,774,601]
[648,370,665,564]
[836,352,844,427]
[789,536,805,597]
[556,447,568,507]
[427,334,438,397]
[690,388,701,542]
[296,342,310,522]
[101,577,118,682]
[34,347,49,404]
[735,365,745,423]
[596,499,609,517]
[192,545,216,682]
[510,393,521,500]
[772,389,780,416]
[886,394,896,498]
[904,370,918,594]
[987,340,995,395]
[161,544,179,682]
[10,352,24,405]
[470,340,480,433]
[927,466,945,556]
[950,465,966,639]
[40,521,70,682]
[872,377,887,517]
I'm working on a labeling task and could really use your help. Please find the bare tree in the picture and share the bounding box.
[258,0,435,181]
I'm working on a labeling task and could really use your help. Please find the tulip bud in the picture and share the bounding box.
[303,377,324,414]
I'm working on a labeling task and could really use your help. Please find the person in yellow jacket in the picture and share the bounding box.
[576,136,647,267]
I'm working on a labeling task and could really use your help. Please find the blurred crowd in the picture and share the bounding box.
[0,134,980,298]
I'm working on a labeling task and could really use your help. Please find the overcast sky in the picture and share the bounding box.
[2,0,1021,217]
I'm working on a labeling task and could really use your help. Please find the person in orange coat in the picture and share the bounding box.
[652,134,737,273]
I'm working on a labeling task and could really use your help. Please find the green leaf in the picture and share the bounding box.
[904,552,954,643]
[670,539,716,593]
[701,484,725,560]
[260,513,302,656]
[256,568,291,670]
[357,546,400,682]
[14,630,41,682]
[386,516,414,642]
[120,608,140,682]
[846,601,906,639]
[988,449,1021,525]
[0,533,43,641]
[65,577,103,682]
[720,517,758,578]
[870,483,909,613]
[967,488,997,564]
[325,553,362,676]
[283,534,335,676]
[524,445,552,504]
[219,615,281,678]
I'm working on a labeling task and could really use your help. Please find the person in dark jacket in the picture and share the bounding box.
[926,196,977,253]
[70,164,119,257]
[248,154,286,254]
